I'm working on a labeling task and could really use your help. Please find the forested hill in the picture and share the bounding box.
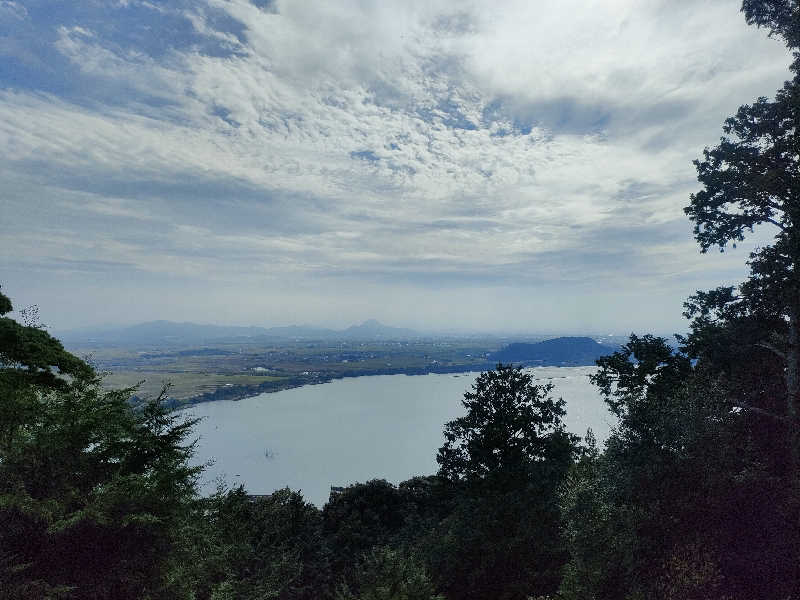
[490,337,618,366]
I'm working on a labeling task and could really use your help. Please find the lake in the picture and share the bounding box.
[187,366,613,506]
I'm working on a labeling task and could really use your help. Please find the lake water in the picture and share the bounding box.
[187,366,613,506]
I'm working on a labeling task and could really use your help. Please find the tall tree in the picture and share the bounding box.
[684,0,800,469]
[437,363,575,487]
[563,329,800,599]
[431,364,577,600]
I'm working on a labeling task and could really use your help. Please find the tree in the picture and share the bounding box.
[571,336,746,598]
[323,480,409,586]
[566,330,800,599]
[0,287,202,598]
[431,364,578,600]
[559,5,800,598]
[335,547,443,600]
[437,363,575,487]
[0,286,93,388]
[742,0,800,69]
[592,335,692,429]
[0,286,96,457]
[684,0,800,470]
[184,486,332,600]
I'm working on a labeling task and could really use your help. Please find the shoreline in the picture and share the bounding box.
[168,363,493,409]
[167,361,598,410]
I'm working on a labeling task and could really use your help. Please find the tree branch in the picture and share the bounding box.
[756,341,787,360]
[733,399,794,424]
[765,217,788,231]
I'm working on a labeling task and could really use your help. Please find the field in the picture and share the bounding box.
[75,337,510,405]
[100,371,286,402]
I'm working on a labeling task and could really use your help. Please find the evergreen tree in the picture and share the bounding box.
[430,364,577,600]
[0,287,202,599]
[437,364,576,488]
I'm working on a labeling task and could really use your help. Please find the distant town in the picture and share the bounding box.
[58,320,627,406]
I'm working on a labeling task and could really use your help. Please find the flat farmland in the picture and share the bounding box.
[101,371,287,402]
[71,337,508,406]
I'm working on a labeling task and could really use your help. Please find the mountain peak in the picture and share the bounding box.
[342,319,417,339]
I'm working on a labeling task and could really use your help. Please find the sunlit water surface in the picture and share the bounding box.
[186,366,612,506]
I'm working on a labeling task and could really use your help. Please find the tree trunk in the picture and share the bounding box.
[787,303,800,476]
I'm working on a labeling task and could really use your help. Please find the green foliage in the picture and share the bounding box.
[684,0,800,475]
[0,287,12,316]
[0,290,93,390]
[424,488,566,600]
[655,543,729,600]
[592,335,692,426]
[742,0,799,61]
[686,81,799,254]
[651,7,800,596]
[0,383,203,597]
[429,364,578,600]
[335,547,443,600]
[323,477,458,592]
[0,287,202,599]
[324,366,582,600]
[561,338,709,599]
[686,0,799,257]
[437,363,576,487]
[324,480,409,574]
[682,285,792,472]
[184,486,332,600]
[562,331,800,600]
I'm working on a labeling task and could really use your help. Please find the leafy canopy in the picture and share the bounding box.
[437,363,575,486]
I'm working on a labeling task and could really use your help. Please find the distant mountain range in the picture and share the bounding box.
[57,319,422,347]
[490,337,619,366]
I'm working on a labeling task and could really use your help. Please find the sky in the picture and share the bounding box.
[0,0,793,335]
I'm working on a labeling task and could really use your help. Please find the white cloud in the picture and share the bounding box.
[0,0,792,331]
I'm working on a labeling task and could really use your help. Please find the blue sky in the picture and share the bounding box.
[0,0,792,333]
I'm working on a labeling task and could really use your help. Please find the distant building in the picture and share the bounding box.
[329,486,346,501]
[246,494,271,502]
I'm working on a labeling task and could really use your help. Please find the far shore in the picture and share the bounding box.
[166,361,598,410]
